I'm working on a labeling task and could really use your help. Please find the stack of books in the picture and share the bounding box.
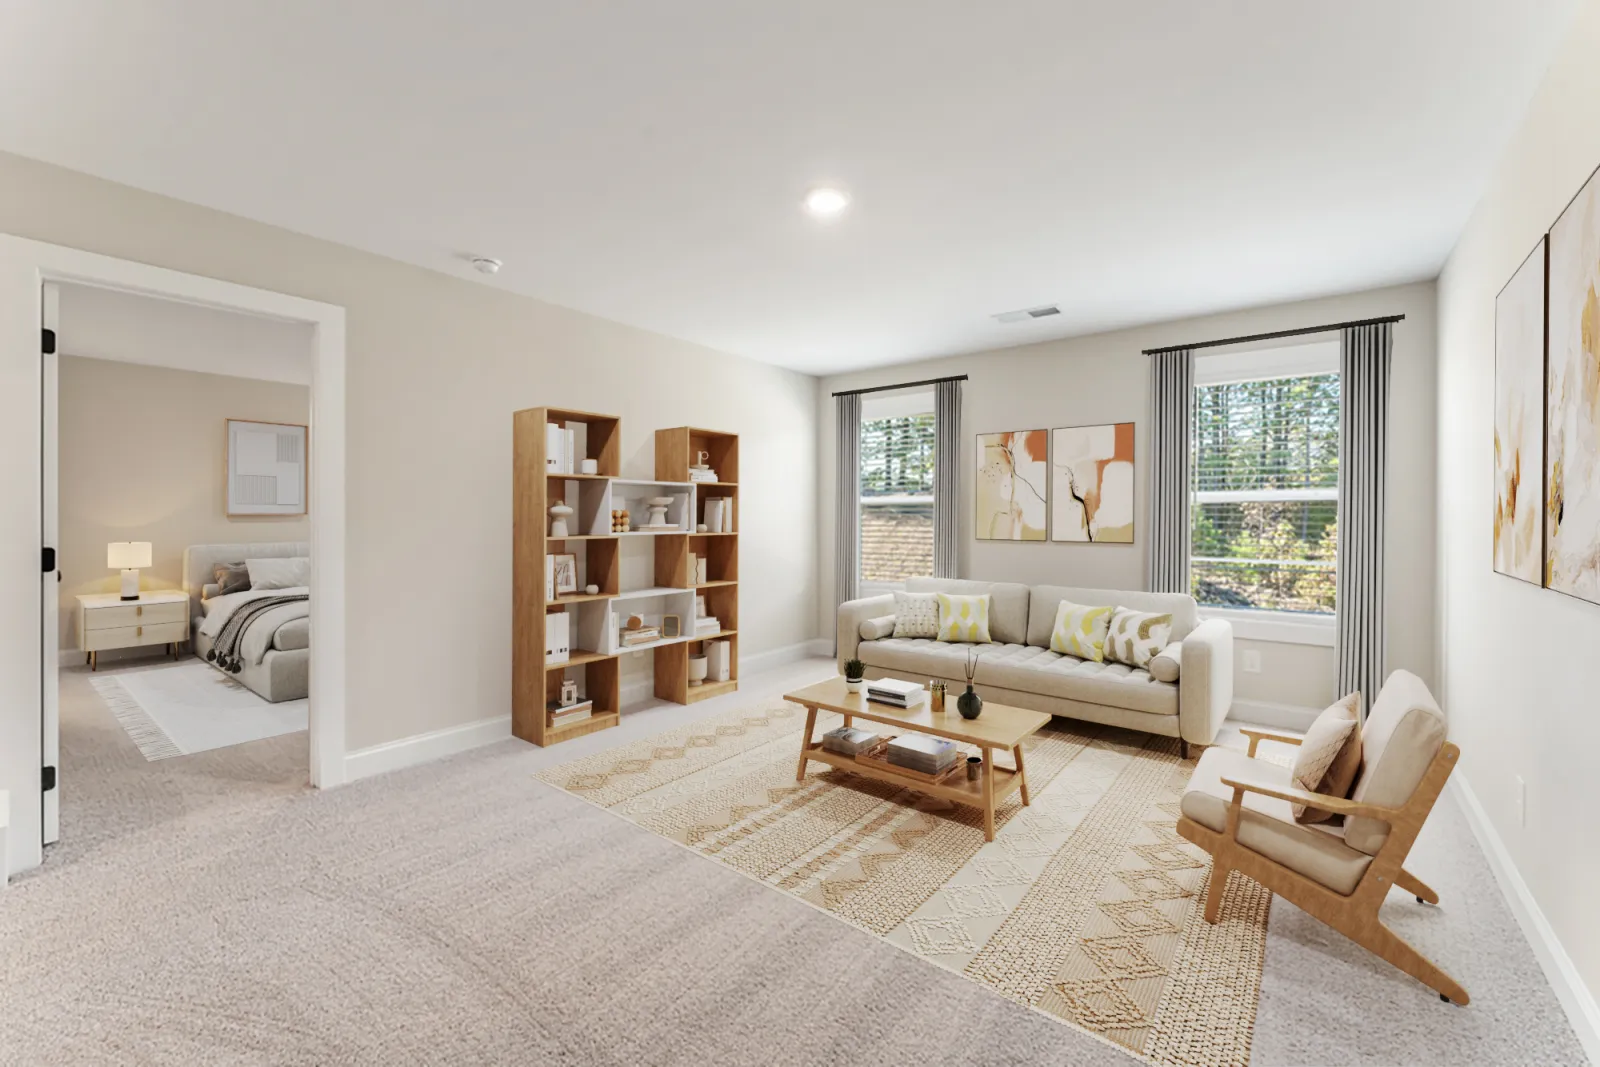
[703,497,734,533]
[620,626,660,648]
[821,726,881,757]
[695,616,722,636]
[689,467,719,483]
[548,699,593,728]
[545,423,580,474]
[867,678,926,709]
[886,734,960,776]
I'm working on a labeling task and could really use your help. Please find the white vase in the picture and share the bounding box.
[688,655,709,687]
[550,503,574,538]
[646,496,673,527]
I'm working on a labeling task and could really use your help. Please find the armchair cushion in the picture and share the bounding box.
[1181,746,1373,895]
[1347,670,1447,855]
[1289,692,1361,823]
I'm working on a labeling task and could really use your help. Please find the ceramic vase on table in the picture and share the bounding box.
[688,655,709,687]
[957,684,983,719]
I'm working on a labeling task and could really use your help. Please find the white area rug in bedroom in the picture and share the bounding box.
[90,660,307,760]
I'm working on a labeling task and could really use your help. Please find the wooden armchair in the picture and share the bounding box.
[1175,669,1467,1004]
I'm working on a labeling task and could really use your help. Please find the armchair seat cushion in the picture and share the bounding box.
[1180,747,1373,895]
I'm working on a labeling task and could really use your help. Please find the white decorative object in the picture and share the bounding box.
[227,419,307,516]
[705,499,724,535]
[646,496,673,528]
[695,558,708,584]
[706,639,731,682]
[696,523,708,533]
[107,541,152,601]
[559,679,579,705]
[687,655,709,687]
[580,458,599,475]
[549,503,573,538]
[584,584,600,596]
[846,678,862,693]
[546,422,564,471]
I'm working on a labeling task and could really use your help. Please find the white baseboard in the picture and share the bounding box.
[343,714,510,783]
[744,638,832,675]
[1452,773,1600,1063]
[1228,699,1320,732]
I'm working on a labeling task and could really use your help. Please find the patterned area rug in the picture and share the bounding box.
[539,699,1270,1066]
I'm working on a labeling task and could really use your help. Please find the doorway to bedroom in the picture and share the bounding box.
[44,282,318,853]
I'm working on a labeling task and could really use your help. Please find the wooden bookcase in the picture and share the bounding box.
[512,410,739,746]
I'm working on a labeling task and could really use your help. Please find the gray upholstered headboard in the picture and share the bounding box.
[182,542,309,622]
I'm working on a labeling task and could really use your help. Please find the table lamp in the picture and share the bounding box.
[107,541,152,601]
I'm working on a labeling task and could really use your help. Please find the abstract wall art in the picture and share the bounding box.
[1051,422,1135,543]
[975,429,1047,540]
[1547,164,1600,605]
[1493,239,1546,585]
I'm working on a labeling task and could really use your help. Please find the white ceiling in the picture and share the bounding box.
[0,1,1579,375]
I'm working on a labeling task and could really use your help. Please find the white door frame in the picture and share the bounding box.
[0,234,348,877]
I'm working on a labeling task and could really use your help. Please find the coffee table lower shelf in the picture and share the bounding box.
[801,742,1023,812]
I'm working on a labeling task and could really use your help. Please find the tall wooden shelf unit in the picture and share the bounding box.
[513,409,739,747]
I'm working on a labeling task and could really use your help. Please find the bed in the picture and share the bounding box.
[182,542,310,703]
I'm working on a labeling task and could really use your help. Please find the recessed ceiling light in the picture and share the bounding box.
[469,256,503,275]
[803,187,851,219]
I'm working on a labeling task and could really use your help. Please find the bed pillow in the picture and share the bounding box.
[1048,600,1114,662]
[936,592,993,643]
[1105,607,1173,669]
[246,556,311,591]
[891,591,940,639]
[213,562,251,597]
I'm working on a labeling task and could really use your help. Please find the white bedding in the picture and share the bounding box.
[200,585,310,667]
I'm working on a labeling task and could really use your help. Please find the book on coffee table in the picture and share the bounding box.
[866,677,926,708]
[885,733,960,774]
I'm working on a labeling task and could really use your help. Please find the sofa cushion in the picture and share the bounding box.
[1181,747,1373,895]
[859,615,896,641]
[891,591,939,639]
[1148,642,1182,683]
[1049,600,1114,662]
[936,592,993,643]
[857,637,977,680]
[906,578,1030,645]
[1346,670,1447,855]
[1028,585,1197,647]
[1105,607,1172,669]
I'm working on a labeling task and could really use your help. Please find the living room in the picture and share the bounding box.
[1,3,1598,1066]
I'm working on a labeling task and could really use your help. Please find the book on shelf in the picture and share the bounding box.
[867,677,926,708]
[704,498,723,535]
[545,555,554,600]
[565,428,576,474]
[620,627,661,647]
[821,725,881,756]
[545,611,570,663]
[695,616,722,635]
[886,733,959,773]
[689,468,718,483]
[546,422,563,472]
[547,699,593,726]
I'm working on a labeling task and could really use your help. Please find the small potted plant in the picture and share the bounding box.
[957,647,983,719]
[844,658,865,693]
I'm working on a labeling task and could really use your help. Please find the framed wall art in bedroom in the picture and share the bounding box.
[226,419,309,517]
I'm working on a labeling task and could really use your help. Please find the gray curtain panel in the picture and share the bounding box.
[1148,348,1194,594]
[933,378,963,578]
[1336,322,1394,717]
[835,392,862,634]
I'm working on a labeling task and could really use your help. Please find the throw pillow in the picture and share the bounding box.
[1290,692,1362,823]
[1148,641,1183,683]
[245,556,311,591]
[859,615,896,641]
[936,592,993,643]
[213,561,251,597]
[1104,608,1173,669]
[891,591,940,639]
[1048,600,1114,662]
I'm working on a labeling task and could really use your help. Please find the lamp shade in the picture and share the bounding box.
[107,541,152,570]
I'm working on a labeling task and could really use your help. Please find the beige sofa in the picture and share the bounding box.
[837,578,1233,753]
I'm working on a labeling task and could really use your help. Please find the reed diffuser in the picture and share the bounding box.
[957,647,983,719]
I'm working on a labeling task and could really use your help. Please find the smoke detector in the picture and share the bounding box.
[469,256,503,275]
[992,304,1061,323]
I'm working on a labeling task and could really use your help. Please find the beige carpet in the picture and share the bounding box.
[2,659,1587,1065]
[539,699,1272,1065]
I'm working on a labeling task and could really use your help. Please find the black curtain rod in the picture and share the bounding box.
[1141,315,1405,356]
[831,374,969,398]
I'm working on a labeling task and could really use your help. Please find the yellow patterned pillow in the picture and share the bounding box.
[935,592,993,643]
[1049,600,1114,662]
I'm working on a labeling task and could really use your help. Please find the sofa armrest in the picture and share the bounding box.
[836,594,895,669]
[1178,618,1233,745]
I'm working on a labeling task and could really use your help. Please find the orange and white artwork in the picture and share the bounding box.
[1547,165,1600,604]
[976,430,1047,540]
[1493,239,1545,585]
[1052,423,1135,543]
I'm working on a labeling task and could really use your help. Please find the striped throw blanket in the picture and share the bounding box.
[206,594,308,673]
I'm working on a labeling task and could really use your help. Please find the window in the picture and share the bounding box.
[1191,344,1339,616]
[859,391,936,585]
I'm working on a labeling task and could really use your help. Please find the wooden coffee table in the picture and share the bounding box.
[785,677,1050,841]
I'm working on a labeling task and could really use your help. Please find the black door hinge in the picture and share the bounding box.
[42,766,56,791]
[42,546,55,573]
[42,327,56,355]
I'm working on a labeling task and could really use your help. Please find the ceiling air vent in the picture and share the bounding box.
[992,304,1061,323]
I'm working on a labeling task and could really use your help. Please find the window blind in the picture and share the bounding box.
[1191,373,1339,614]
[860,413,936,583]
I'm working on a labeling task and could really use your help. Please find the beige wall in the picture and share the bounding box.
[1436,0,1600,1004]
[817,280,1438,712]
[58,355,310,648]
[0,150,819,751]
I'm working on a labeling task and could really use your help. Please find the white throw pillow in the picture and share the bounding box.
[891,591,940,639]
[1148,642,1183,683]
[859,615,896,641]
[1104,608,1173,669]
[246,556,311,591]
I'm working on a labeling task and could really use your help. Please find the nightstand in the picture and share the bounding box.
[76,590,188,670]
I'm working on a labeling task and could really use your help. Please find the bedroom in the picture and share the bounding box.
[49,281,318,844]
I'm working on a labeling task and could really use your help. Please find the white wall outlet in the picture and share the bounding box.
[1515,775,1526,828]
[1241,649,1262,674]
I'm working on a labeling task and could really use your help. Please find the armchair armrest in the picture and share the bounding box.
[1240,728,1303,758]
[1178,618,1233,745]
[836,593,895,670]
[1219,772,1399,824]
